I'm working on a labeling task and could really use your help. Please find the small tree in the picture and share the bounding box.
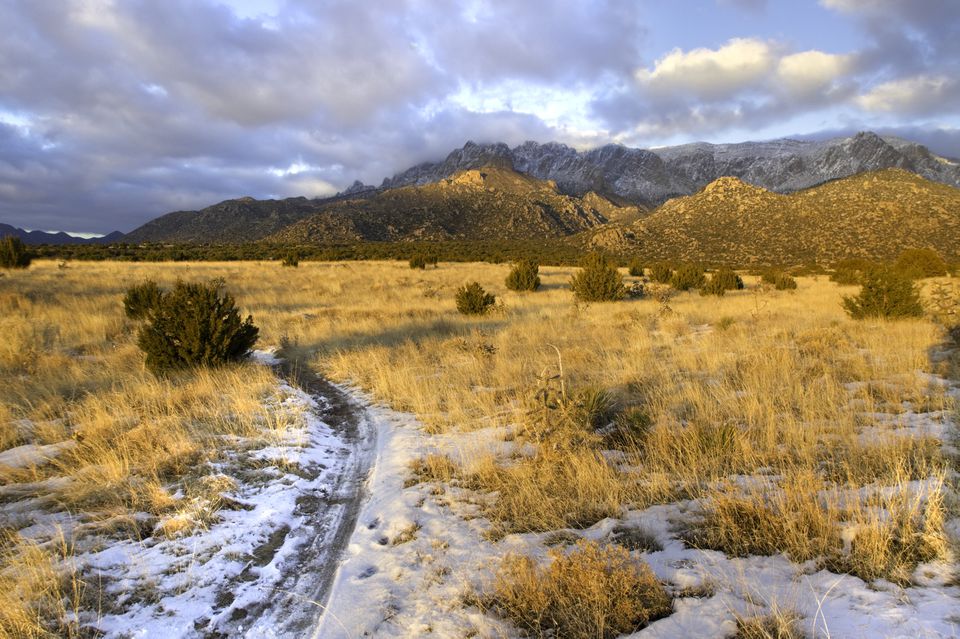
[711,267,744,291]
[669,264,706,291]
[763,270,797,290]
[135,280,259,374]
[425,252,440,268]
[281,251,299,267]
[894,248,947,280]
[0,236,31,269]
[843,267,924,319]
[409,254,427,269]
[570,253,626,302]
[650,263,672,284]
[830,258,875,285]
[456,282,496,315]
[699,278,726,297]
[505,260,541,291]
[123,280,163,320]
[628,258,644,277]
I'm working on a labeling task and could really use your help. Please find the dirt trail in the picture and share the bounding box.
[216,359,377,638]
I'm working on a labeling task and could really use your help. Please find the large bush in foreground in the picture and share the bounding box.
[123,280,163,320]
[455,282,496,315]
[505,260,541,292]
[570,253,626,302]
[843,267,924,319]
[135,280,259,374]
[0,236,31,269]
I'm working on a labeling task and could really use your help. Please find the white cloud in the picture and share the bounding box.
[635,38,777,99]
[856,74,956,113]
[776,51,854,96]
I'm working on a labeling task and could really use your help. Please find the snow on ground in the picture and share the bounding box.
[316,372,960,638]
[75,353,358,638]
[0,440,75,469]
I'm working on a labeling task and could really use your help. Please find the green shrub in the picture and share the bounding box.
[0,236,31,269]
[650,263,672,284]
[711,267,744,291]
[830,258,876,285]
[699,278,726,297]
[281,251,299,267]
[669,264,706,291]
[773,273,798,290]
[628,258,644,277]
[763,270,797,290]
[843,267,924,319]
[455,282,496,315]
[505,260,541,291]
[123,280,163,320]
[570,253,626,302]
[409,254,427,269]
[135,280,259,374]
[894,248,947,280]
[425,252,439,268]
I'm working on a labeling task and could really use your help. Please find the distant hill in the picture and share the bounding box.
[0,223,124,245]
[269,167,639,243]
[591,169,960,265]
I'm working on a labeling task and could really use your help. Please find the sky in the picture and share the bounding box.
[1,0,959,234]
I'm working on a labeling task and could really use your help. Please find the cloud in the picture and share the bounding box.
[776,51,855,97]
[856,75,958,115]
[635,39,777,100]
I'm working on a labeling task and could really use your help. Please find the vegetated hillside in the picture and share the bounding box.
[382,132,960,207]
[0,222,124,245]
[268,166,640,243]
[123,196,331,244]
[612,169,960,265]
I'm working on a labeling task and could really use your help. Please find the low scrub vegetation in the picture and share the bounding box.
[843,266,924,319]
[669,264,706,291]
[131,279,259,374]
[505,260,541,292]
[570,253,626,302]
[894,247,947,279]
[486,540,672,639]
[0,235,31,269]
[455,282,496,315]
[628,258,644,277]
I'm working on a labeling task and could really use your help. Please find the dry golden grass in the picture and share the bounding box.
[1,259,956,635]
[485,540,672,638]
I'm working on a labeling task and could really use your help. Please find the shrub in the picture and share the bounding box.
[628,258,644,277]
[711,267,744,291]
[894,248,948,279]
[669,264,706,291]
[650,262,673,284]
[135,280,259,374]
[281,251,299,267]
[830,258,876,285]
[843,266,924,319]
[488,540,672,639]
[570,253,626,302]
[763,271,797,290]
[123,280,163,320]
[0,236,31,269]
[455,282,496,315]
[699,277,727,297]
[409,254,427,269]
[425,252,439,268]
[505,260,541,292]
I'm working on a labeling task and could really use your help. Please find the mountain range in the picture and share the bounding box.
[41,131,960,264]
[0,223,124,245]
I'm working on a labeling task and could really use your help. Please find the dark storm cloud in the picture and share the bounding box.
[0,0,644,232]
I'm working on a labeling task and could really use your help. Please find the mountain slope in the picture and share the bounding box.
[382,132,960,207]
[123,197,325,243]
[621,169,960,264]
[0,223,124,245]
[269,167,638,243]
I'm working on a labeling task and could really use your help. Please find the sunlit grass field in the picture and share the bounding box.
[1,259,956,637]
